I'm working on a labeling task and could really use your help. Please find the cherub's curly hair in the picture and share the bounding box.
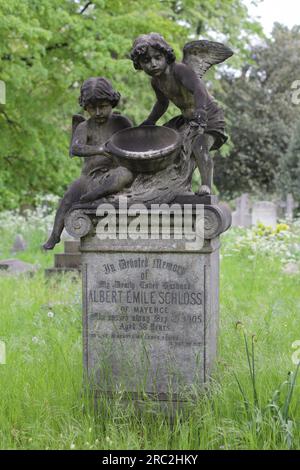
[130,33,176,70]
[79,77,120,109]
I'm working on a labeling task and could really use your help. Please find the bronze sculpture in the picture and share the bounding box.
[44,34,233,248]
[43,77,133,249]
[130,33,233,195]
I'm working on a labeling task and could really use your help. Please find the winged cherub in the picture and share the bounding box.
[43,77,133,250]
[130,33,233,195]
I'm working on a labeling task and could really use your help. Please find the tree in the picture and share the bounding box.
[214,24,300,198]
[0,0,260,209]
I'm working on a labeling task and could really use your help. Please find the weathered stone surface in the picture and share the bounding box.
[78,200,230,402]
[45,240,81,277]
[61,228,76,241]
[232,193,252,228]
[45,267,80,278]
[0,259,38,275]
[11,234,27,252]
[65,199,231,242]
[252,201,277,229]
[286,194,297,221]
[83,250,218,398]
[64,240,80,253]
[54,253,81,268]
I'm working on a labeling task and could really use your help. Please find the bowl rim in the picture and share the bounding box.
[106,125,182,160]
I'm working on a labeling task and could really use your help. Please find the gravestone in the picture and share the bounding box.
[46,35,234,407]
[11,234,27,253]
[45,240,81,276]
[286,194,297,221]
[252,201,277,229]
[65,196,231,405]
[232,193,251,228]
[276,194,298,221]
[0,259,38,275]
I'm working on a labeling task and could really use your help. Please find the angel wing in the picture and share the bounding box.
[69,114,86,156]
[182,40,233,79]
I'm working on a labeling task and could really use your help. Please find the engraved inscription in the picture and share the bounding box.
[84,252,206,393]
[87,255,204,347]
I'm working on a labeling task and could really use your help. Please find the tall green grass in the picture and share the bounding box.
[0,225,300,449]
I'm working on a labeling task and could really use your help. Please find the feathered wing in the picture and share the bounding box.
[182,40,233,79]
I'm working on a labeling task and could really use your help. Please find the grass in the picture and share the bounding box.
[0,221,300,450]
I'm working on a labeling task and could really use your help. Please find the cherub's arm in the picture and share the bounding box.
[70,122,105,158]
[175,63,208,125]
[141,81,169,125]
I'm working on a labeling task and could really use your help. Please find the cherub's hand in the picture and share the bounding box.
[96,144,112,159]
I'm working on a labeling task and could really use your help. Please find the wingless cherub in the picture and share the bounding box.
[130,33,233,195]
[43,77,133,250]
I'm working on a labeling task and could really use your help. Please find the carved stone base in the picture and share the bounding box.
[65,196,231,404]
[45,240,81,276]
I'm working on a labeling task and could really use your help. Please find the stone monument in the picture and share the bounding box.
[252,201,277,229]
[45,240,81,276]
[232,193,252,228]
[48,33,233,405]
[66,197,231,403]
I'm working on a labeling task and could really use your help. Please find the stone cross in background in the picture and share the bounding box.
[285,194,298,221]
[232,193,300,229]
[232,193,252,227]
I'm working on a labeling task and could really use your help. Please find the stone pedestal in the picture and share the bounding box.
[65,196,231,404]
[45,240,81,276]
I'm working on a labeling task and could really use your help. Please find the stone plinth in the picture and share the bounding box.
[65,196,231,403]
[45,240,81,276]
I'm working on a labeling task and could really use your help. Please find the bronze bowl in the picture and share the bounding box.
[105,125,182,173]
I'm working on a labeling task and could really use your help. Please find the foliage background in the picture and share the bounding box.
[214,24,300,200]
[0,0,261,209]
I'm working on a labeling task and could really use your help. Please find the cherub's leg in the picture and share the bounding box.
[43,178,87,250]
[80,167,133,203]
[192,133,215,195]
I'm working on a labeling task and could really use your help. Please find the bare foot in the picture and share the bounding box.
[42,235,60,250]
[197,185,211,195]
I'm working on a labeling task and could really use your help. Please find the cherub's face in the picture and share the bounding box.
[138,46,168,77]
[86,100,112,123]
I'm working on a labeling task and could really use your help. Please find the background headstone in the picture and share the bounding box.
[276,194,298,221]
[232,193,252,227]
[252,201,277,229]
[286,194,296,221]
[11,234,27,253]
[0,259,38,275]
